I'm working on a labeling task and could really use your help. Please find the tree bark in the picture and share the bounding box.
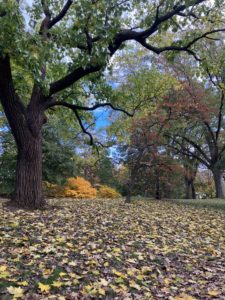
[184,178,196,199]
[155,170,161,200]
[0,56,46,209]
[191,181,196,199]
[125,179,133,203]
[212,169,225,199]
[13,133,45,209]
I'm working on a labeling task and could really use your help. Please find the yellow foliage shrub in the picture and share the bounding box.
[43,181,65,197]
[64,177,97,199]
[97,185,121,199]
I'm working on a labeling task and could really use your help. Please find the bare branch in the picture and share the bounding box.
[216,91,224,141]
[203,121,217,147]
[166,135,210,168]
[137,28,225,61]
[49,65,101,96]
[74,109,94,145]
[47,0,223,96]
[49,0,73,29]
[41,0,51,18]
[46,101,136,117]
[178,135,211,164]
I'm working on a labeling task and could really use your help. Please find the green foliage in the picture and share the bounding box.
[0,0,222,101]
[42,123,78,186]
[195,171,216,199]
[0,130,16,195]
[0,121,81,194]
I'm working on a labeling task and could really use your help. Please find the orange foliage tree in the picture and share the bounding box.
[97,185,121,199]
[64,177,97,199]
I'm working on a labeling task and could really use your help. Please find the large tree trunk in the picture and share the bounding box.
[212,169,225,199]
[13,133,45,209]
[0,56,46,209]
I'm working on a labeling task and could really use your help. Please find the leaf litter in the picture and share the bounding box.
[0,198,224,299]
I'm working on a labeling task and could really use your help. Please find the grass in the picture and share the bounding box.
[168,198,225,212]
[0,198,224,299]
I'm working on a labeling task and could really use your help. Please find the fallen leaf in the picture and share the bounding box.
[7,287,24,299]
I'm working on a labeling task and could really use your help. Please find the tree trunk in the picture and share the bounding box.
[13,133,45,209]
[184,178,196,199]
[0,56,46,209]
[125,179,133,203]
[155,171,161,200]
[212,169,225,199]
[191,181,196,199]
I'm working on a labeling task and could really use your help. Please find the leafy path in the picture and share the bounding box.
[0,199,224,299]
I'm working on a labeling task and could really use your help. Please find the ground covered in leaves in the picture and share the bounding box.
[0,198,225,300]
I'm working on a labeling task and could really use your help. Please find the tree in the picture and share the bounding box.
[120,114,184,202]
[0,0,224,208]
[162,66,225,198]
[0,120,80,194]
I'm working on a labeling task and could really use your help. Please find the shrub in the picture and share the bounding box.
[64,177,97,199]
[97,185,121,199]
[43,181,65,197]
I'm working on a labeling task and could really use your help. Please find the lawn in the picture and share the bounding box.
[0,198,224,299]
[169,198,225,212]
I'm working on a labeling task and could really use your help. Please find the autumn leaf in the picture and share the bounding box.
[0,198,224,299]
[7,287,24,299]
[99,278,109,286]
[38,282,51,293]
[19,281,29,286]
[0,265,7,272]
[172,293,197,300]
[98,287,106,295]
[52,281,63,288]
[208,289,221,297]
[129,281,141,290]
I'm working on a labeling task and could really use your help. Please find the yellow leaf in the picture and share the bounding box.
[0,271,10,278]
[83,284,93,293]
[129,281,141,290]
[73,279,79,285]
[68,261,77,266]
[38,282,51,293]
[19,281,29,286]
[98,287,106,295]
[173,293,196,300]
[42,268,52,276]
[10,222,19,228]
[208,290,221,297]
[52,281,63,288]
[137,255,144,260]
[56,237,65,243]
[7,287,24,299]
[136,275,144,280]
[113,247,121,253]
[141,266,152,274]
[112,269,127,278]
[0,266,7,272]
[164,278,170,285]
[127,258,136,263]
[99,278,109,286]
